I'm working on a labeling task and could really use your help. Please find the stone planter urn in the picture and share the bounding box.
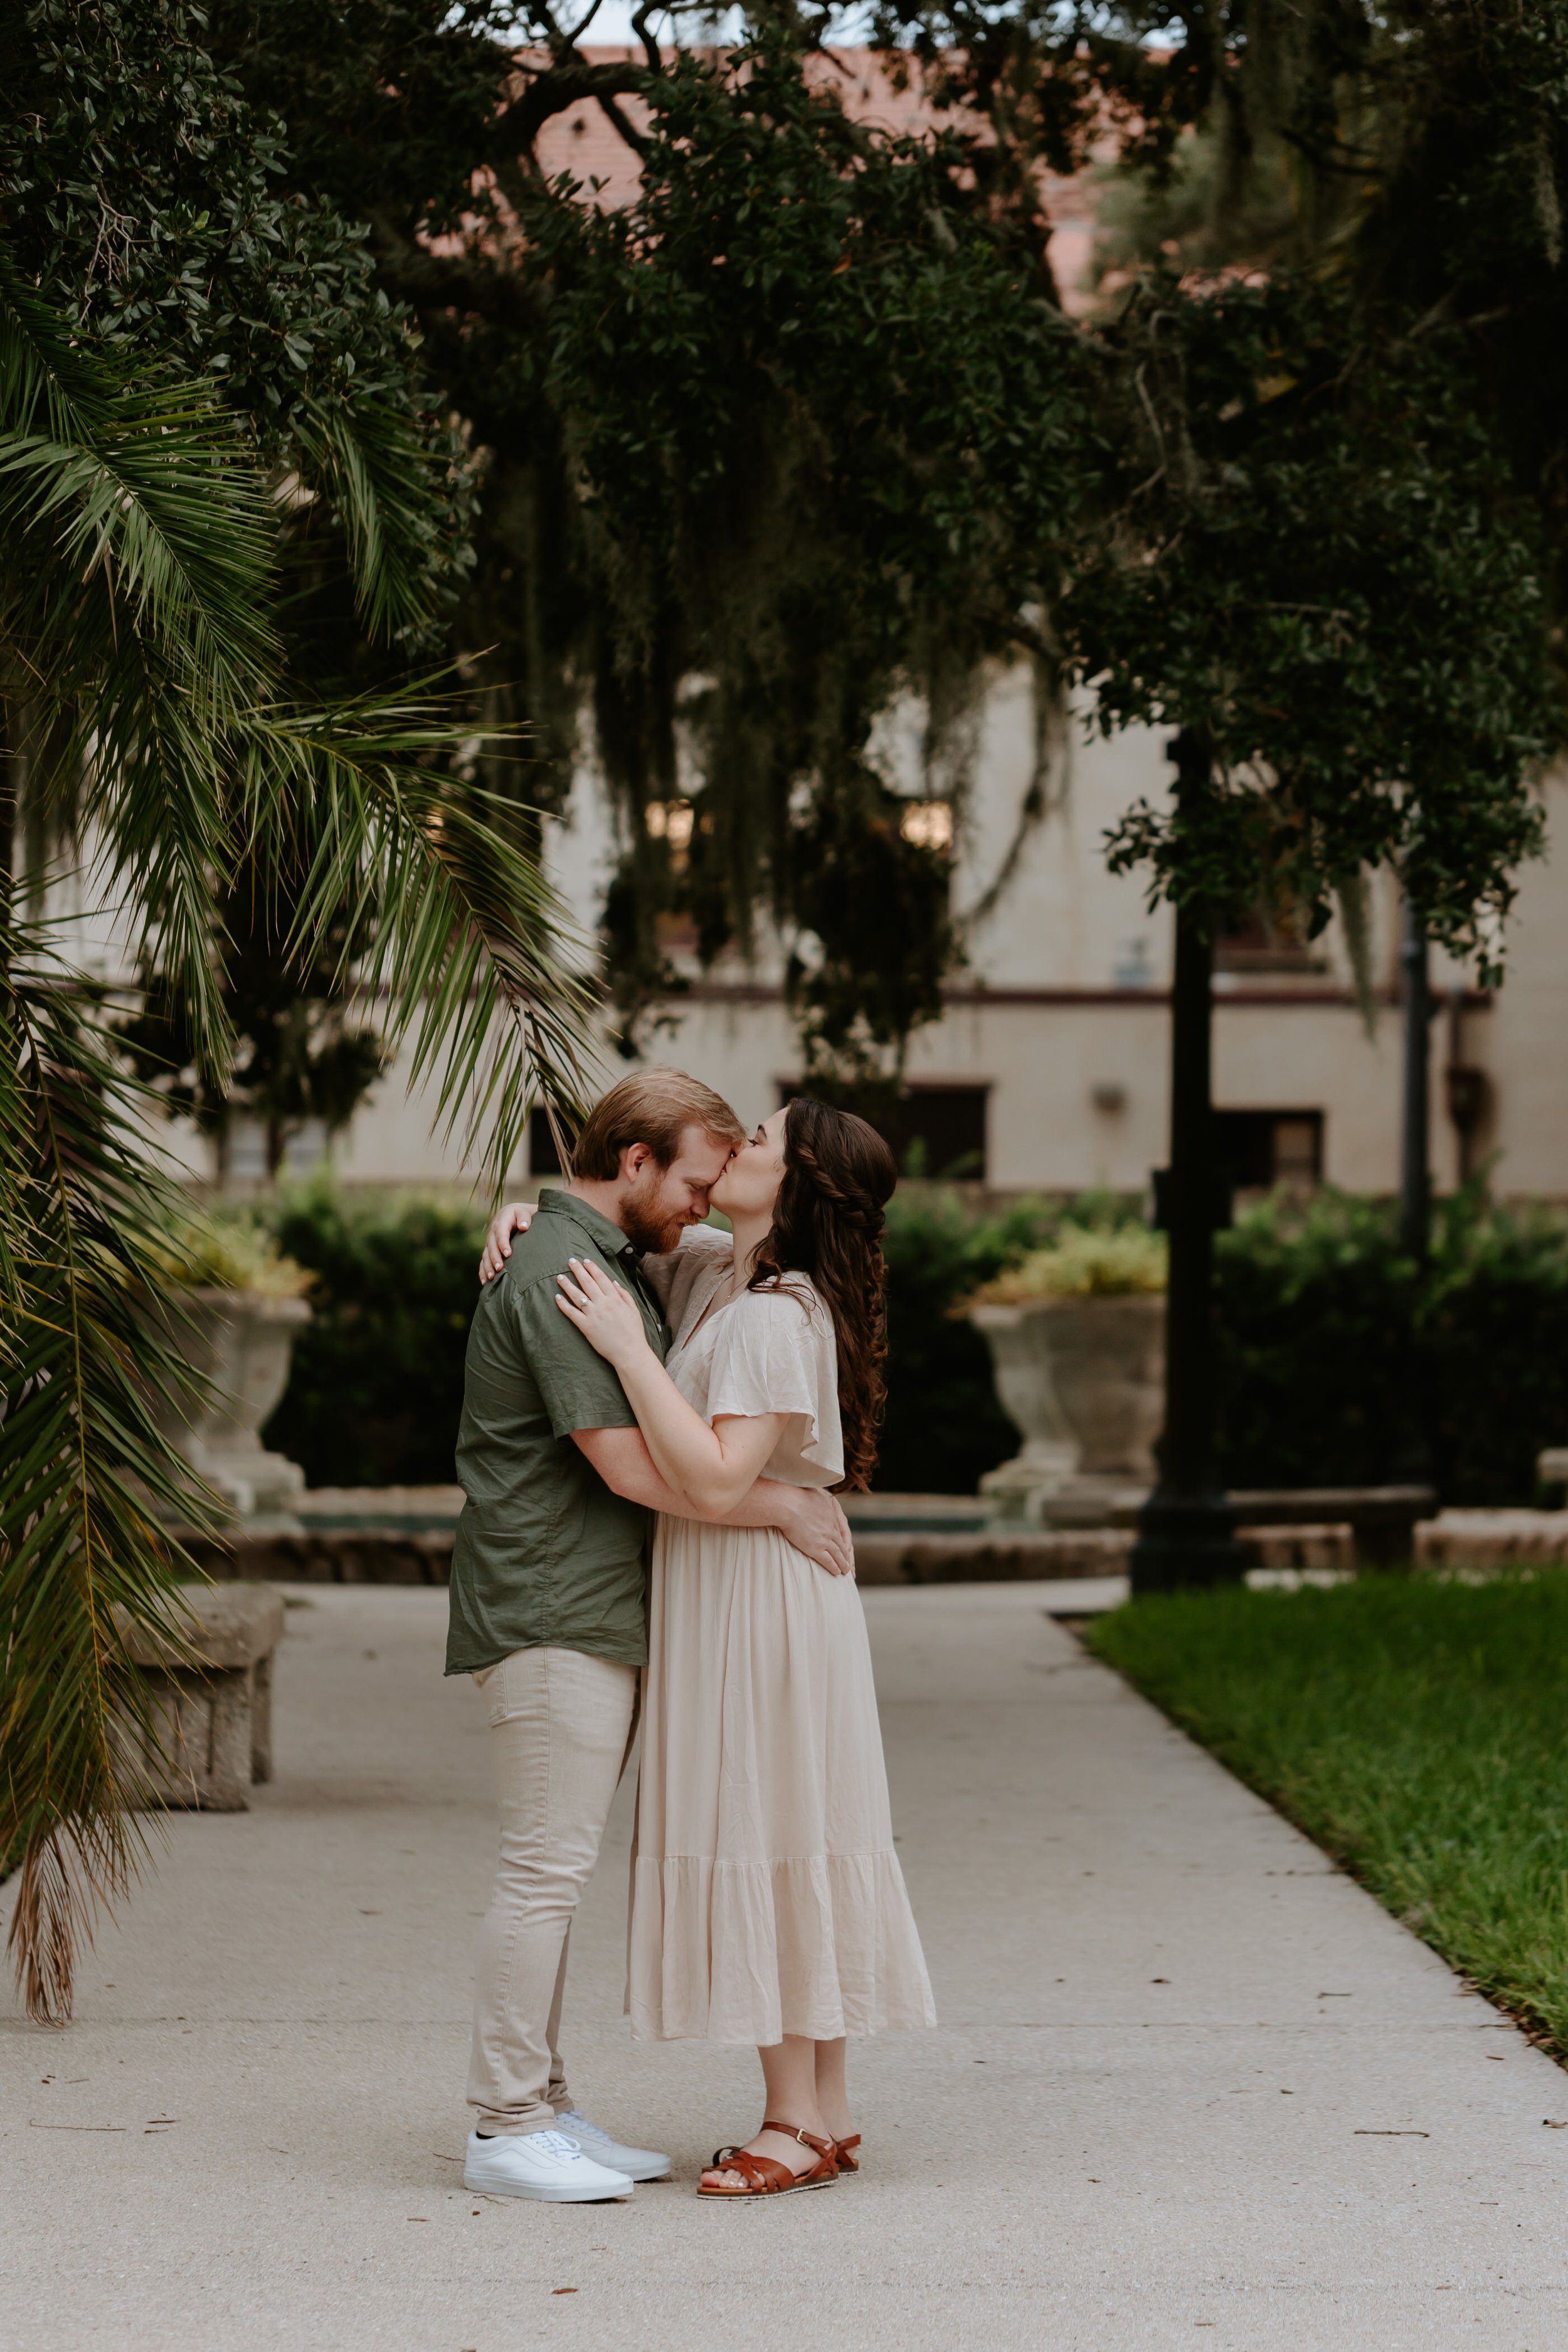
[152,1288,312,1530]
[970,1294,1166,1526]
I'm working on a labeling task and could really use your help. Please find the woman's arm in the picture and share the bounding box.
[571,1429,854,1575]
[555,1258,785,1516]
[478,1201,730,1303]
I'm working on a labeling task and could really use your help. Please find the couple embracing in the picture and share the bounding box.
[447,1069,935,2204]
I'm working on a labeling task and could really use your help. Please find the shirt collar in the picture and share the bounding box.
[534,1187,642,1263]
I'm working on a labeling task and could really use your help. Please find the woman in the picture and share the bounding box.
[553,1096,935,2198]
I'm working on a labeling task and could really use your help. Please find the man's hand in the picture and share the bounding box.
[773,1485,855,1578]
[479,1200,534,1285]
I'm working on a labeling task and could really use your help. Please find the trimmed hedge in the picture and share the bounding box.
[257,1180,1568,1502]
[263,1184,486,1488]
[1214,1188,1568,1504]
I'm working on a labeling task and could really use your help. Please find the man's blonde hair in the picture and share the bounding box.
[570,1067,745,1182]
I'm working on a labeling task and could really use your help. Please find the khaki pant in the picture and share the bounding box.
[467,1645,638,2136]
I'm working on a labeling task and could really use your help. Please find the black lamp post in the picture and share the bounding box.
[1398,895,1431,1268]
[1131,735,1251,1597]
[1394,891,1436,1489]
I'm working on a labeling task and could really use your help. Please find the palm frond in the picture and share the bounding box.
[0,245,119,440]
[0,916,213,2023]
[290,390,460,647]
[0,249,278,713]
[236,691,603,1190]
[0,244,285,1075]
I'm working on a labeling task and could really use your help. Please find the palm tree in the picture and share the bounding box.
[0,248,597,2022]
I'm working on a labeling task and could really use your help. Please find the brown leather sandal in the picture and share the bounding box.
[697,2122,839,2199]
[832,2134,861,2175]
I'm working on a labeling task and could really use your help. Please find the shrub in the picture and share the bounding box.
[877,1189,1145,1491]
[1424,1194,1568,1504]
[1214,1187,1568,1503]
[149,1206,311,1298]
[964,1220,1168,1305]
[261,1180,485,1488]
[1212,1190,1422,1489]
[255,1176,1568,1503]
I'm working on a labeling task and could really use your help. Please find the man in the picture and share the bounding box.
[449,1068,854,2203]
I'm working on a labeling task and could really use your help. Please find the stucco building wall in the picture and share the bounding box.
[314,666,1567,1204]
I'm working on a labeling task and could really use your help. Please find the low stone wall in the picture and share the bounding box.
[1415,1509,1568,1569]
[853,1529,1131,1583]
[185,1528,455,1586]
[186,1524,1135,1586]
[184,1517,1380,1587]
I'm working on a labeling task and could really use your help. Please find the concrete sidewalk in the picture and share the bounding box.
[4,1581,1565,2352]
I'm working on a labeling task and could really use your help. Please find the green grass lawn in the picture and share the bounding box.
[1085,1573,1568,2052]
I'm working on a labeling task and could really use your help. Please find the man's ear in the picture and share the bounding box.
[620,1141,656,1183]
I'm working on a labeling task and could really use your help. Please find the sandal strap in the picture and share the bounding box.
[704,2147,797,2193]
[760,2119,835,2160]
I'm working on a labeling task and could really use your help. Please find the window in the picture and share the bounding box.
[778,1083,987,1180]
[1214,1109,1323,1191]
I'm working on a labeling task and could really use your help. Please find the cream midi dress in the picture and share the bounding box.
[629,1229,936,2045]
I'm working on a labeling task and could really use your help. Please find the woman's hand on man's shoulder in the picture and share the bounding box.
[479,1200,534,1286]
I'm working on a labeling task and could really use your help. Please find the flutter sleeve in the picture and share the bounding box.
[704,1281,844,1481]
[640,1220,733,1311]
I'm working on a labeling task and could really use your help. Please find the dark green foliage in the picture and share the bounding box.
[1424,1199,1568,1507]
[1081,277,1552,968]
[256,1179,1568,1502]
[1086,1574,1568,2052]
[877,1189,1034,1493]
[1,0,472,652]
[263,1186,485,1488]
[1214,1190,1568,1505]
[1213,1192,1423,1491]
[205,0,1562,1074]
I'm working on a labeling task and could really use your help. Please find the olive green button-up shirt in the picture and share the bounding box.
[444,1189,669,1677]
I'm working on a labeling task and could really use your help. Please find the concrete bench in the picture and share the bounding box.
[114,1583,285,1811]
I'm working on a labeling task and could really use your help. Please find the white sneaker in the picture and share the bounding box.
[554,2107,672,2183]
[463,2127,633,2202]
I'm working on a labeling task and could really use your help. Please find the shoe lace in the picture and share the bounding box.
[531,2130,586,2160]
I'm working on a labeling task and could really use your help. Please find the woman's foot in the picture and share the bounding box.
[701,2121,834,2193]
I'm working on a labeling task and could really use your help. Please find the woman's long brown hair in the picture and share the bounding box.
[747,1096,898,1492]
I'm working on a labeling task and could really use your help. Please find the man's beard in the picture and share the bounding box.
[620,1196,687,1257]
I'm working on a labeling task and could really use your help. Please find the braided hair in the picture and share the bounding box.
[746,1096,898,1492]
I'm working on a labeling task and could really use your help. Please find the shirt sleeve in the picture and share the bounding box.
[704,1283,842,1475]
[510,1269,639,1438]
